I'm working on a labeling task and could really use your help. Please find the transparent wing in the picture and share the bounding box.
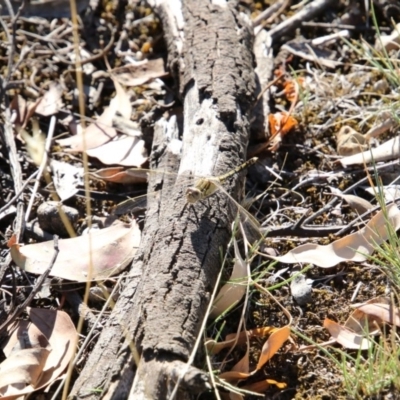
[108,165,261,242]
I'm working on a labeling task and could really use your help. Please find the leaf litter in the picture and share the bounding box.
[1,1,400,399]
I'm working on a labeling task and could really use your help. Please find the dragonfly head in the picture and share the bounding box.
[185,187,202,204]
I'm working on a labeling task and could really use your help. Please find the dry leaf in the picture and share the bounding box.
[86,136,148,167]
[11,221,141,281]
[255,325,290,371]
[270,204,400,268]
[241,379,287,392]
[57,77,132,152]
[35,83,64,116]
[111,58,167,86]
[323,318,371,350]
[328,186,374,214]
[0,348,50,398]
[267,112,297,151]
[206,327,276,355]
[91,167,148,184]
[336,126,369,156]
[376,22,400,52]
[349,297,400,329]
[50,159,84,201]
[210,325,289,396]
[210,238,249,318]
[364,185,400,203]
[10,94,41,131]
[20,121,45,166]
[339,136,400,167]
[1,308,76,399]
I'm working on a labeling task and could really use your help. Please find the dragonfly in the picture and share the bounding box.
[185,157,258,204]
[106,157,261,238]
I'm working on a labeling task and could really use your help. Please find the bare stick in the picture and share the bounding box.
[25,116,56,222]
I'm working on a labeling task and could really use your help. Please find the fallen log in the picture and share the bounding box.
[70,1,257,398]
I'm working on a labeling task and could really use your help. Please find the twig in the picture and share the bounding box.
[0,171,38,216]
[49,29,116,66]
[268,0,336,41]
[25,116,56,222]
[0,235,59,335]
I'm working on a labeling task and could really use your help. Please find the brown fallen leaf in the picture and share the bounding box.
[348,297,400,330]
[0,348,51,398]
[323,318,371,350]
[10,221,141,281]
[90,167,148,184]
[210,238,249,318]
[205,327,276,355]
[86,136,148,167]
[1,308,76,399]
[212,325,289,396]
[57,77,132,152]
[255,325,290,371]
[328,186,374,214]
[10,94,41,131]
[111,58,168,87]
[270,204,400,268]
[35,82,64,117]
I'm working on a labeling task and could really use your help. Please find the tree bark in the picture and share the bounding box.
[69,1,256,399]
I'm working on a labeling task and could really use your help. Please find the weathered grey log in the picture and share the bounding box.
[69,1,256,399]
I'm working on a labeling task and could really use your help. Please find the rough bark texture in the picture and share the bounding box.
[69,1,256,399]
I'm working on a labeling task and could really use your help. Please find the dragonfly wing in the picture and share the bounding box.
[211,180,262,241]
[113,194,148,215]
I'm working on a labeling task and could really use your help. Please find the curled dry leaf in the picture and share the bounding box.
[255,325,290,371]
[212,325,289,396]
[1,308,76,400]
[57,77,132,152]
[270,204,400,268]
[339,136,400,167]
[323,318,371,350]
[210,238,249,318]
[349,297,400,329]
[336,126,369,156]
[267,112,297,152]
[10,221,141,281]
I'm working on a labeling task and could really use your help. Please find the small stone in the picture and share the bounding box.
[37,201,79,236]
[290,273,313,306]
